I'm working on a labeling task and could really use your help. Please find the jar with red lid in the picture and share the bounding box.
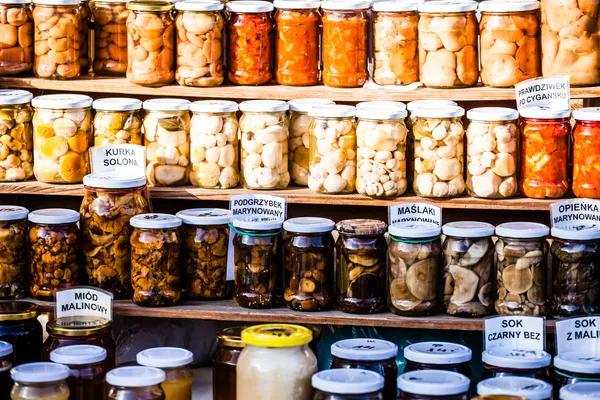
[572,108,600,198]
[554,352,600,398]
[397,370,470,400]
[477,376,552,400]
[403,342,472,380]
[482,347,552,382]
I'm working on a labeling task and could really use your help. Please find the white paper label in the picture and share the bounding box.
[550,199,600,228]
[388,202,442,226]
[515,76,570,111]
[484,316,545,351]
[556,316,600,354]
[89,144,146,177]
[55,286,113,321]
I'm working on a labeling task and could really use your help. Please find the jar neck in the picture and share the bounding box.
[390,235,439,244]
[231,225,280,237]
[84,185,146,194]
[521,117,570,124]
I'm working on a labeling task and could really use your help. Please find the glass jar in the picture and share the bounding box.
[482,348,552,382]
[406,100,457,131]
[331,339,398,400]
[137,347,193,400]
[288,99,336,186]
[308,105,357,194]
[174,1,224,87]
[31,94,92,183]
[417,1,479,88]
[388,222,442,317]
[560,382,600,400]
[0,341,12,400]
[28,209,80,300]
[212,326,246,400]
[0,90,33,182]
[412,106,466,198]
[274,0,319,86]
[130,213,182,307]
[494,222,549,316]
[143,98,191,187]
[189,100,239,189]
[357,101,407,112]
[106,366,166,400]
[0,302,42,366]
[126,1,175,87]
[0,0,33,76]
[226,1,273,85]
[519,107,570,199]
[238,324,317,400]
[92,0,128,76]
[572,108,600,198]
[0,206,28,299]
[92,98,143,146]
[81,173,151,298]
[372,2,419,86]
[176,208,231,300]
[239,100,290,190]
[478,377,552,400]
[49,345,106,400]
[10,362,70,400]
[442,221,495,317]
[321,1,369,88]
[403,342,472,379]
[554,352,600,395]
[283,217,335,312]
[398,370,470,400]
[77,0,89,74]
[312,369,385,400]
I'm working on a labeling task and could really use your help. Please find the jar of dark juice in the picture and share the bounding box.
[482,347,552,382]
[477,376,552,400]
[0,341,12,400]
[554,352,600,397]
[0,301,42,366]
[403,342,472,379]
[397,370,470,400]
[312,369,385,400]
[212,327,246,400]
[49,345,106,400]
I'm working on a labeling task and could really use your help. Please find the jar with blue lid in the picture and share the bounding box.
[554,352,600,397]
[403,342,472,379]
[482,347,552,382]
[477,376,552,400]
[312,369,385,400]
[560,382,600,400]
[397,370,470,400]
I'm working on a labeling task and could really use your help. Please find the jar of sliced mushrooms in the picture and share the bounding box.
[466,107,519,199]
[0,89,33,182]
[189,100,239,189]
[412,105,465,198]
[232,217,283,309]
[239,100,290,190]
[442,221,495,317]
[388,221,441,317]
[130,213,182,307]
[495,222,550,316]
[283,217,335,312]
[176,208,231,300]
[92,0,128,76]
[28,208,81,301]
[81,173,151,299]
[143,98,191,187]
[308,105,357,194]
[356,106,408,198]
[93,98,143,146]
[175,1,224,87]
[288,98,335,186]
[77,0,90,74]
[31,94,92,183]
[0,206,28,299]
[0,0,33,76]
[336,219,387,314]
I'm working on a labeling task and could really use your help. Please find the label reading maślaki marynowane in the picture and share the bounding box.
[387,201,442,226]
[55,286,113,321]
[484,315,545,351]
[555,316,600,354]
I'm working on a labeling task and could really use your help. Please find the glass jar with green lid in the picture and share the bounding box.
[212,327,246,400]
[0,301,42,366]
[10,362,70,400]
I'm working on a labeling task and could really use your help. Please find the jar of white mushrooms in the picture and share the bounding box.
[406,100,457,130]
[239,100,290,190]
[0,90,34,182]
[466,107,519,199]
[93,98,143,146]
[356,107,408,198]
[308,105,357,194]
[412,105,465,198]
[288,98,335,186]
[143,98,191,187]
[189,100,239,189]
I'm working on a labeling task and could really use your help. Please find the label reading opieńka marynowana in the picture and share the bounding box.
[550,199,600,227]
[484,315,545,351]
[555,316,600,354]
[515,76,570,111]
[89,144,146,177]
[55,286,113,321]
[388,201,442,226]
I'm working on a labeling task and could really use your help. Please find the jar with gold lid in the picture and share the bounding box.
[212,327,246,400]
[0,301,42,366]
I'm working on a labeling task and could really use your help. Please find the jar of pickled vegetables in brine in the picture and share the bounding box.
[0,90,33,182]
[0,0,33,76]
[572,108,600,198]
[406,100,457,130]
[137,347,193,400]
[226,1,273,85]
[0,206,28,299]
[106,366,166,400]
[519,107,570,199]
[92,0,128,76]
[10,362,71,400]
[93,98,143,146]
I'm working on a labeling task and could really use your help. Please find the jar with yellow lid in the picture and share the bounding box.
[92,98,143,146]
[0,90,34,182]
[0,206,28,299]
[92,0,128,75]
[107,366,166,400]
[212,327,246,400]
[10,362,70,400]
[0,302,42,366]
[49,345,106,400]
[237,324,317,400]
[137,347,193,400]
[0,0,33,76]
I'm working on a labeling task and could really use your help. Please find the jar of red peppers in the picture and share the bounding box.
[226,1,273,85]
[572,108,600,198]
[519,106,570,199]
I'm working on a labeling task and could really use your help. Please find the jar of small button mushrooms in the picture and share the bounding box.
[239,100,290,190]
[213,326,246,400]
[0,206,28,299]
[572,108,600,198]
[92,98,143,146]
[49,345,107,400]
[404,342,472,379]
[398,370,471,400]
[0,90,33,182]
[554,352,600,395]
[312,369,385,400]
[10,362,71,400]
[494,222,549,316]
[560,383,600,400]
[0,0,33,76]
[0,302,42,366]
[0,341,12,400]
[189,100,239,189]
[106,366,166,400]
[478,377,552,400]
[77,0,89,74]
[357,101,406,112]
[92,0,128,76]
[336,219,387,314]
[482,347,552,382]
[406,100,457,130]
[137,347,193,400]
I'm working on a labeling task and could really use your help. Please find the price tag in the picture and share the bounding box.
[555,316,600,355]
[484,316,545,351]
[550,199,600,228]
[387,201,442,226]
[89,144,146,177]
[55,286,113,321]
[515,76,570,111]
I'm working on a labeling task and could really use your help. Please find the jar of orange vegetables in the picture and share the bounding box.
[573,107,600,198]
[519,106,570,199]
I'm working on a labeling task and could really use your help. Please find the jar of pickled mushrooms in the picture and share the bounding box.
[336,219,387,314]
[136,347,193,400]
[176,208,231,300]
[283,217,335,312]
[495,222,550,316]
[92,0,128,76]
[175,1,224,87]
[0,89,33,182]
[478,377,552,400]
[466,107,519,199]
[232,217,283,309]
[239,100,290,190]
[406,100,457,130]
[31,94,92,183]
[143,98,191,187]
[189,100,239,189]
[226,1,273,86]
[106,366,166,400]
[519,107,570,199]
[0,206,28,299]
[412,105,466,198]
[312,369,385,400]
[288,98,335,186]
[77,0,89,74]
[417,1,479,89]
[10,362,71,400]
[321,0,369,88]
[403,342,472,378]
[482,347,552,381]
[0,0,33,76]
[561,382,600,400]
[554,353,600,393]
[572,108,600,198]
[93,98,143,146]
[126,1,175,87]
[49,345,107,400]
[356,107,408,198]
[442,221,495,317]
[479,1,541,88]
[398,370,470,400]
[213,326,246,400]
[28,208,81,301]
[357,101,406,112]
[130,213,182,307]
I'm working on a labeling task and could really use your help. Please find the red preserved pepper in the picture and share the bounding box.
[573,109,600,198]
